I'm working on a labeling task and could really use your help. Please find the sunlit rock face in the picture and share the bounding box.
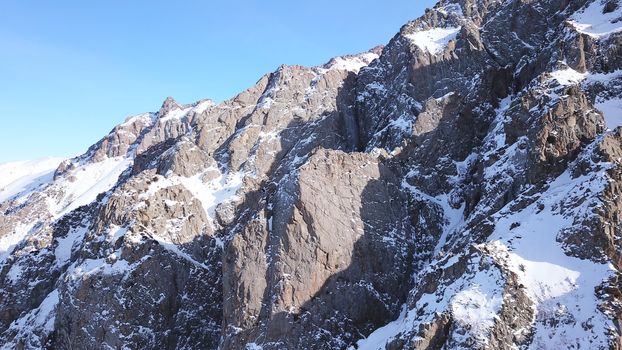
[1,0,622,349]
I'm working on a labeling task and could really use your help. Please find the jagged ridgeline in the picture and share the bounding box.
[1,0,622,349]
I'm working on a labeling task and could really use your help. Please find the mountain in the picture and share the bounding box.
[1,0,622,348]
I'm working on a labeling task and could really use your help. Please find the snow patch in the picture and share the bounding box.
[177,171,244,219]
[34,289,59,332]
[437,3,464,17]
[7,261,24,282]
[149,234,211,269]
[451,285,503,344]
[584,69,622,84]
[192,99,215,114]
[159,106,193,122]
[120,112,154,128]
[569,0,622,39]
[106,225,129,245]
[2,288,59,348]
[390,116,412,133]
[142,169,244,222]
[245,343,263,350]
[595,97,622,130]
[404,27,461,54]
[327,52,379,73]
[54,226,88,266]
[69,257,131,280]
[549,67,587,85]
[402,178,465,256]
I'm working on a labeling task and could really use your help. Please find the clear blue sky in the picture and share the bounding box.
[0,1,436,162]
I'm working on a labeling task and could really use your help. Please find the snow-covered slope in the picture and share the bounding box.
[0,158,63,203]
[569,0,622,38]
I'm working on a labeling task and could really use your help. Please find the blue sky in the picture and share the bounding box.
[0,1,436,162]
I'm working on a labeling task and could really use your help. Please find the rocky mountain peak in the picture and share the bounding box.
[158,96,183,116]
[1,0,621,349]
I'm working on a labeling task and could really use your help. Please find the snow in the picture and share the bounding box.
[257,96,274,109]
[192,99,215,114]
[450,285,503,344]
[178,171,244,218]
[352,306,408,350]
[569,0,622,39]
[327,52,379,73]
[258,130,280,142]
[105,225,129,245]
[125,230,144,245]
[53,156,133,218]
[435,91,456,102]
[404,27,461,54]
[437,3,463,16]
[245,342,263,350]
[356,257,504,349]
[120,112,154,128]
[578,68,622,129]
[360,94,615,348]
[0,157,64,203]
[595,97,622,130]
[0,222,35,263]
[159,105,192,122]
[34,289,59,332]
[584,69,622,84]
[366,82,387,94]
[388,116,412,133]
[7,261,24,282]
[69,257,131,280]
[549,67,587,85]
[371,113,415,143]
[142,169,244,222]
[149,233,211,269]
[548,66,622,89]
[402,177,465,256]
[1,289,59,349]
[55,226,88,266]
[486,150,615,349]
[164,199,178,207]
[487,242,581,302]
[488,95,512,150]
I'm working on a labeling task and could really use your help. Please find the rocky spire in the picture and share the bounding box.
[158,96,182,116]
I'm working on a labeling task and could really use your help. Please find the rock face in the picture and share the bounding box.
[1,0,622,349]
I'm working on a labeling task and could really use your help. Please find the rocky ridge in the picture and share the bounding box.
[1,0,622,349]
